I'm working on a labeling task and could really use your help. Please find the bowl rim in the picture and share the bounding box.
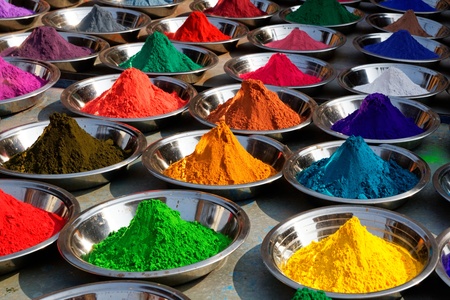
[432,162,450,204]
[96,0,186,8]
[435,226,450,287]
[189,0,281,20]
[0,0,50,21]
[368,0,449,14]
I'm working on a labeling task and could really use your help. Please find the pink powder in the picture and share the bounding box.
[265,28,329,51]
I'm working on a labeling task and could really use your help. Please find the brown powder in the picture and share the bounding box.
[383,10,431,37]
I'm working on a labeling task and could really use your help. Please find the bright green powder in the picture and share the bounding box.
[118,31,203,73]
[84,199,232,272]
[286,0,360,26]
[291,288,331,300]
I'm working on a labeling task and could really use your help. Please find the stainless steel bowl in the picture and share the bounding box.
[353,32,450,67]
[99,42,219,84]
[0,118,147,191]
[0,0,50,33]
[312,95,441,149]
[223,52,336,95]
[247,23,347,60]
[0,178,80,276]
[369,0,449,16]
[338,63,449,100]
[0,57,60,116]
[35,280,191,300]
[41,6,152,45]
[282,140,430,209]
[432,162,450,204]
[366,12,450,41]
[0,30,110,72]
[146,15,249,54]
[96,0,186,19]
[189,0,280,28]
[278,5,365,33]
[60,74,198,133]
[261,205,439,298]
[299,0,362,7]
[188,83,317,141]
[44,0,81,9]
[435,227,450,287]
[57,189,250,285]
[141,131,291,201]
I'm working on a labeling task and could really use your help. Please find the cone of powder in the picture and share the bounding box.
[0,0,34,18]
[75,4,128,32]
[265,28,328,51]
[383,10,430,37]
[204,0,267,18]
[379,0,436,12]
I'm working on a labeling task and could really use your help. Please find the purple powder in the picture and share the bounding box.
[444,252,450,277]
[0,0,34,18]
[1,26,93,60]
[330,93,424,139]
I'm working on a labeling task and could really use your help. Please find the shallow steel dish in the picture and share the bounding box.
[45,0,81,9]
[282,140,430,209]
[96,0,186,19]
[0,0,50,33]
[60,74,197,133]
[369,0,449,16]
[261,205,439,298]
[146,15,249,54]
[432,162,450,204]
[57,189,250,285]
[99,42,219,84]
[0,179,80,275]
[247,23,346,60]
[141,130,291,201]
[0,57,60,116]
[0,30,110,73]
[435,227,450,287]
[0,118,147,191]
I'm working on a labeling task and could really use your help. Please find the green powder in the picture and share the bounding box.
[118,31,203,73]
[291,288,331,300]
[286,0,360,26]
[84,199,232,272]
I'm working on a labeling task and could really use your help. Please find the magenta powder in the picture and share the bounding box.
[265,28,328,51]
[0,0,34,18]
[1,26,93,60]
[330,93,424,139]
[0,57,47,100]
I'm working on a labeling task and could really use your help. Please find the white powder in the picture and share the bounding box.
[353,67,429,96]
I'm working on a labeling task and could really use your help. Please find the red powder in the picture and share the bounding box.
[81,68,187,118]
[265,28,328,50]
[239,53,321,86]
[165,11,231,42]
[204,0,267,18]
[0,189,66,256]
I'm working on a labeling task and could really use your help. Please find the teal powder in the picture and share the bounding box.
[295,136,419,199]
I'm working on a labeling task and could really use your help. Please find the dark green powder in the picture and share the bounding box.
[291,288,331,300]
[118,31,203,73]
[84,199,232,272]
[286,0,360,26]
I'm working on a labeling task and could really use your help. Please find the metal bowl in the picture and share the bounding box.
[57,189,250,285]
[44,0,81,9]
[369,0,449,16]
[432,162,450,204]
[96,0,186,19]
[141,130,291,201]
[223,52,336,95]
[353,32,450,67]
[0,178,80,276]
[188,83,317,141]
[0,118,147,191]
[60,74,197,133]
[279,5,365,33]
[0,57,60,116]
[299,0,362,7]
[0,0,50,33]
[0,30,110,73]
[312,95,441,149]
[435,227,450,287]
[99,42,219,84]
[261,205,439,298]
[365,13,450,41]
[146,15,249,54]
[189,0,280,28]
[247,23,346,60]
[282,140,430,209]
[338,63,449,100]
[41,6,152,45]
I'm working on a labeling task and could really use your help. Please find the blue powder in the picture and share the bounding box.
[444,252,450,277]
[123,0,172,5]
[379,0,436,12]
[363,30,439,60]
[295,136,419,199]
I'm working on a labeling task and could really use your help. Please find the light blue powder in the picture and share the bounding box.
[123,0,172,5]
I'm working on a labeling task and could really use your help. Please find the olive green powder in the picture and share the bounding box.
[3,112,128,174]
[84,199,232,272]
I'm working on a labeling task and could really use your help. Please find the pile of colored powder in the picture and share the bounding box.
[379,0,436,12]
[119,31,203,72]
[206,79,304,130]
[81,68,186,118]
[0,57,47,100]
[383,9,431,37]
[165,11,231,42]
[204,0,267,18]
[291,288,331,300]
[295,135,419,199]
[75,4,128,32]
[265,28,328,51]
[1,26,93,60]
[443,252,450,277]
[123,0,172,5]
[354,67,429,96]
[84,199,232,271]
[363,30,439,60]
[330,93,424,139]
[0,0,34,18]
[239,53,321,86]
[285,0,360,26]
[2,112,129,174]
